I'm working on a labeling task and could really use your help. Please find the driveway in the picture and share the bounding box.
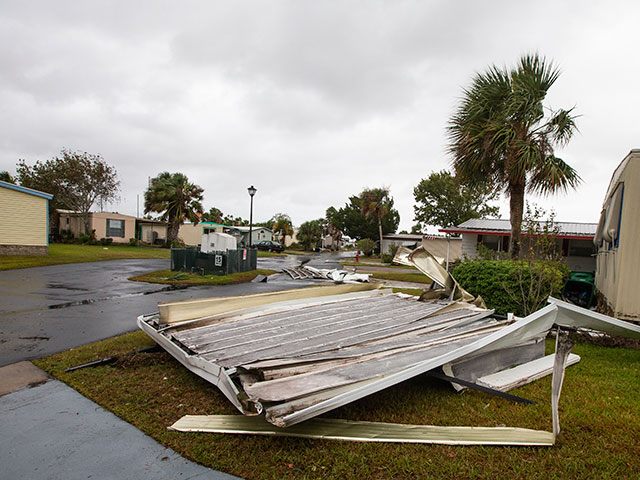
[0,257,323,367]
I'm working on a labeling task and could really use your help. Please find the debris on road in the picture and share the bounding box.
[282,265,371,283]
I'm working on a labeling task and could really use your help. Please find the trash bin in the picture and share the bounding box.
[562,271,595,308]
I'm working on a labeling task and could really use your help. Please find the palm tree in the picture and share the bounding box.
[271,213,294,245]
[144,172,204,244]
[359,187,390,254]
[448,54,580,259]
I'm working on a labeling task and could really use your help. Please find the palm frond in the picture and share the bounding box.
[528,155,582,195]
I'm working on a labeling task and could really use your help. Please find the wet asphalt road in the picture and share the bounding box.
[0,253,347,367]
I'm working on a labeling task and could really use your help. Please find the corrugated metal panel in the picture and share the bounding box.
[453,218,597,237]
[0,187,48,246]
[140,289,557,427]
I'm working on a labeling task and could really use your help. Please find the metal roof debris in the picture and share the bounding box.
[282,265,371,283]
[137,247,640,445]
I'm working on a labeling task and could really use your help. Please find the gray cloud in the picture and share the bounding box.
[1,1,638,231]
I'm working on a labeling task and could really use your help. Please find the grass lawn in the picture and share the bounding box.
[129,269,277,286]
[370,271,432,284]
[35,331,640,479]
[257,250,286,257]
[0,243,170,271]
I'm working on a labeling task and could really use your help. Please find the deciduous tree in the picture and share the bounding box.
[413,170,499,228]
[17,150,120,234]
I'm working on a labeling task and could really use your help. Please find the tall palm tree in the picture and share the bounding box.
[144,172,204,244]
[359,187,390,254]
[448,54,580,259]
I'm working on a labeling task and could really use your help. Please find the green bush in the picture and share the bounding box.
[128,238,138,246]
[99,238,114,246]
[286,242,303,250]
[357,238,376,257]
[76,232,90,244]
[381,244,400,264]
[59,229,75,243]
[452,260,569,316]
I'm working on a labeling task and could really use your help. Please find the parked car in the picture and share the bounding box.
[253,240,285,253]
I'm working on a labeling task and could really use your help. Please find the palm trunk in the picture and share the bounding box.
[508,181,525,259]
[378,215,384,256]
[168,221,180,244]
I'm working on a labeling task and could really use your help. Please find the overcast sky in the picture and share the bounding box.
[1,1,638,232]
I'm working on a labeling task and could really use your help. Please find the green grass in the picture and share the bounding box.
[34,333,640,479]
[370,271,432,284]
[0,243,170,270]
[390,287,424,296]
[257,250,287,257]
[129,269,277,286]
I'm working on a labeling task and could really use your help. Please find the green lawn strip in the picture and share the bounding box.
[34,333,640,479]
[129,269,277,286]
[0,243,170,271]
[390,287,424,296]
[369,271,432,284]
[256,250,286,257]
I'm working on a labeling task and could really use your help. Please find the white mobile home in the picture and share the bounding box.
[595,149,640,320]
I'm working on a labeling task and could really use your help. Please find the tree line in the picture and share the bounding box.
[2,54,579,257]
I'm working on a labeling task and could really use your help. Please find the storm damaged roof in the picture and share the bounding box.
[137,245,640,441]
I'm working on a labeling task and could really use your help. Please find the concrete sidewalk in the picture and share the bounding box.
[0,363,240,480]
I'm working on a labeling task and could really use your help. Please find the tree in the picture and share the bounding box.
[413,170,499,228]
[17,150,120,234]
[0,171,15,183]
[357,238,376,257]
[359,187,391,252]
[201,207,224,223]
[144,172,204,244]
[271,213,294,245]
[297,219,323,251]
[448,53,580,259]
[327,193,399,243]
[222,215,248,226]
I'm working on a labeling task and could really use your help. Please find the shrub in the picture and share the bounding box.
[59,229,75,243]
[452,260,569,316]
[286,242,303,251]
[381,244,400,264]
[357,238,376,257]
[76,232,90,244]
[87,229,98,245]
[99,238,114,246]
[128,238,138,246]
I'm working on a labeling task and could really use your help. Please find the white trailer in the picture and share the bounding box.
[201,232,237,253]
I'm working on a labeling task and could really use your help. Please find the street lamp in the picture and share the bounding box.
[247,185,257,248]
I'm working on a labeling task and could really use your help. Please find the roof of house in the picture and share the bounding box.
[230,225,273,233]
[440,218,597,239]
[0,180,53,200]
[383,233,457,241]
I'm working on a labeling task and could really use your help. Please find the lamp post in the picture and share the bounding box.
[247,185,257,248]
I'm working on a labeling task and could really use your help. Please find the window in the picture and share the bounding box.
[106,219,125,238]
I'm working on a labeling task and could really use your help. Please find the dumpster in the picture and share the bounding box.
[171,248,257,275]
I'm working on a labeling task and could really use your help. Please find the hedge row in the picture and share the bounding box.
[452,260,569,316]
